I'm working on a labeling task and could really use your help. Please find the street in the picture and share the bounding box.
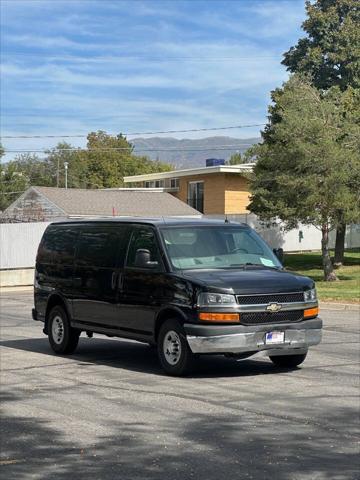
[0,290,359,480]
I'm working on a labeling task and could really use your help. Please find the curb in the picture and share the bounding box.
[320,302,359,311]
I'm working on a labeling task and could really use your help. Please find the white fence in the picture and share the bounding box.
[1,219,359,271]
[0,222,50,269]
[206,214,360,252]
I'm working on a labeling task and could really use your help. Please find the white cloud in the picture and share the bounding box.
[2,35,287,92]
[1,0,304,162]
[3,33,114,50]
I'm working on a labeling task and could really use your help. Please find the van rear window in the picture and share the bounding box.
[37,226,78,264]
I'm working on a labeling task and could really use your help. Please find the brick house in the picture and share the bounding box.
[1,186,200,222]
[124,163,253,214]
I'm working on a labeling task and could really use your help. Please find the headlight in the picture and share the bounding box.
[304,288,317,302]
[197,292,237,307]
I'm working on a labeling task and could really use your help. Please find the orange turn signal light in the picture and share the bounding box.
[199,312,240,323]
[304,307,319,318]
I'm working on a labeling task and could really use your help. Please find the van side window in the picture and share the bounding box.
[37,226,78,264]
[76,227,122,268]
[126,227,163,269]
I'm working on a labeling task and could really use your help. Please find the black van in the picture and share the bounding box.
[33,218,322,375]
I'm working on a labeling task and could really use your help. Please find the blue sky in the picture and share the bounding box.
[1,0,307,160]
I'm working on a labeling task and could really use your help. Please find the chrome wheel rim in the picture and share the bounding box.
[163,330,182,365]
[52,315,64,344]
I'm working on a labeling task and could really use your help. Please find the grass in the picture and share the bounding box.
[284,249,360,303]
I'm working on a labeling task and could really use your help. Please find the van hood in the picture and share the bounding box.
[181,267,314,294]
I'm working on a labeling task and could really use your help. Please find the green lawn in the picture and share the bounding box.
[284,250,360,303]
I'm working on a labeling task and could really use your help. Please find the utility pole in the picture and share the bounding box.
[56,157,60,187]
[64,162,68,189]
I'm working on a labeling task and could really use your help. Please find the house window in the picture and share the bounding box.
[170,178,179,189]
[155,180,164,188]
[187,181,204,213]
[144,181,155,188]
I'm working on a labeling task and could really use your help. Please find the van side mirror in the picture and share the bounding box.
[134,249,159,268]
[273,248,284,263]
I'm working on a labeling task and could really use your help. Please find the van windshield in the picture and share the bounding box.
[160,226,282,270]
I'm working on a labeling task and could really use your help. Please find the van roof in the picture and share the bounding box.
[50,217,249,228]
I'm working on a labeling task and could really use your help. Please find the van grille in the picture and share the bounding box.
[240,310,303,325]
[237,292,304,305]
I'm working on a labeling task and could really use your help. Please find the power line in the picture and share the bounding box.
[5,144,257,154]
[0,124,265,139]
[3,52,281,62]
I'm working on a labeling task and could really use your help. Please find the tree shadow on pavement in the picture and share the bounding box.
[1,389,358,480]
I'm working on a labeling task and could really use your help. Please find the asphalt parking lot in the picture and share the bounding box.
[0,291,359,480]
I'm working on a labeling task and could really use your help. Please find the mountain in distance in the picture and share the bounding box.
[131,136,260,169]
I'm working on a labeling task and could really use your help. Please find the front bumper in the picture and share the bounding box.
[185,318,322,355]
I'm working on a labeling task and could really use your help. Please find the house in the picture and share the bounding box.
[1,186,200,222]
[124,163,254,215]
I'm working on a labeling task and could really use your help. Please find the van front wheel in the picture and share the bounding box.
[158,319,193,376]
[48,305,79,354]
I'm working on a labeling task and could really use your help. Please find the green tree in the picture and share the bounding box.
[79,131,170,188]
[0,161,29,211]
[45,143,87,188]
[248,77,360,281]
[11,153,55,186]
[282,0,360,264]
[0,132,171,210]
[1,151,61,211]
[0,144,55,210]
[0,146,77,210]
[80,131,132,188]
[283,0,360,90]
[227,152,243,165]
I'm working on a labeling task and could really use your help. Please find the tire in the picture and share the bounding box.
[48,305,79,354]
[157,319,194,376]
[269,352,307,368]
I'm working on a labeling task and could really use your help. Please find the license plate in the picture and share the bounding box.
[265,331,285,344]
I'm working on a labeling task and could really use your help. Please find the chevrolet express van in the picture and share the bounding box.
[33,218,322,375]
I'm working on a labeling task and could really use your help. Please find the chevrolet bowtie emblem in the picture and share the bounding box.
[266,303,282,313]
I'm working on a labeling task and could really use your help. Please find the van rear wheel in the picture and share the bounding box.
[48,305,79,354]
[158,319,193,376]
[269,352,307,368]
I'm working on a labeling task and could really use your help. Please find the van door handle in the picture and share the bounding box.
[111,272,118,290]
[111,272,124,290]
[117,272,124,291]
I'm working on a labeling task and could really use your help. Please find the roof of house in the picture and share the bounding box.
[13,186,200,217]
[123,163,254,183]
